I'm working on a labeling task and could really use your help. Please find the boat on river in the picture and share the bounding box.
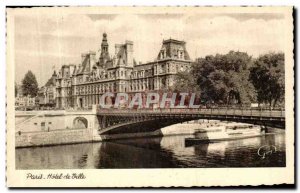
[185,124,266,146]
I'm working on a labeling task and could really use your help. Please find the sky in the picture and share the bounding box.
[14,12,285,86]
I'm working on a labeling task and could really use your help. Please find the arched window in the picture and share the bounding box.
[73,117,88,129]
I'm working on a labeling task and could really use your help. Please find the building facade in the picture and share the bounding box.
[15,84,37,110]
[56,33,192,109]
[15,95,36,110]
[37,71,57,108]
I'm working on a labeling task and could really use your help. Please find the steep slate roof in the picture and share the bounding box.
[45,77,55,87]
[157,39,191,60]
[77,55,90,74]
[115,45,127,66]
[45,71,57,87]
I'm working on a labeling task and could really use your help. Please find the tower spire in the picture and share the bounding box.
[99,33,110,67]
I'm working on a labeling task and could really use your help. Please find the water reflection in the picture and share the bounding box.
[16,133,286,169]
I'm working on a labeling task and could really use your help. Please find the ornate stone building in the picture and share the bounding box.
[55,33,192,109]
[37,71,57,108]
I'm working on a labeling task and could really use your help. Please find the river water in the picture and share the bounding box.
[16,132,286,169]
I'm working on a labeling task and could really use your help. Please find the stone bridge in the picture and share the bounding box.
[96,108,285,135]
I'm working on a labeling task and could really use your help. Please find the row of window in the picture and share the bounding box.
[34,122,52,126]
[33,122,52,131]
[76,84,115,94]
[57,76,175,95]
[72,77,177,95]
[159,49,185,59]
[85,69,153,82]
[73,80,158,95]
[56,80,71,87]
[57,64,188,86]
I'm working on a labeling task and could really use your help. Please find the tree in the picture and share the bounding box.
[193,51,256,105]
[249,52,284,108]
[172,70,200,93]
[15,82,18,97]
[22,71,39,97]
[172,70,201,107]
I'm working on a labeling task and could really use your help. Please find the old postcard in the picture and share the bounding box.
[6,6,294,187]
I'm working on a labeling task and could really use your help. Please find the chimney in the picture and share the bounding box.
[89,51,96,66]
[81,53,87,63]
[115,44,122,55]
[125,41,133,67]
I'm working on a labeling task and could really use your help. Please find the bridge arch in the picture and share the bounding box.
[96,108,285,135]
[73,117,88,129]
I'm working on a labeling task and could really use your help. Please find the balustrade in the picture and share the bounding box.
[96,106,285,118]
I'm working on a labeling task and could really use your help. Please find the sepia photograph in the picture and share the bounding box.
[6,6,294,187]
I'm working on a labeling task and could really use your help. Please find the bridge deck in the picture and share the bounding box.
[96,108,285,134]
[97,108,285,118]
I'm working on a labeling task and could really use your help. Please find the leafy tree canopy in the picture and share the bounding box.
[249,52,284,108]
[172,70,200,93]
[192,51,256,105]
[22,70,39,97]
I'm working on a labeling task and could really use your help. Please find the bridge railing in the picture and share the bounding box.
[96,107,285,118]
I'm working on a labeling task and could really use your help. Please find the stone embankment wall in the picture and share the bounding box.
[15,110,99,147]
[16,128,96,147]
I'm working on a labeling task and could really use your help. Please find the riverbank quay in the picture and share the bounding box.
[15,108,220,148]
[15,108,282,148]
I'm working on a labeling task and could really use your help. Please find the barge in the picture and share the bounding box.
[185,124,267,146]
